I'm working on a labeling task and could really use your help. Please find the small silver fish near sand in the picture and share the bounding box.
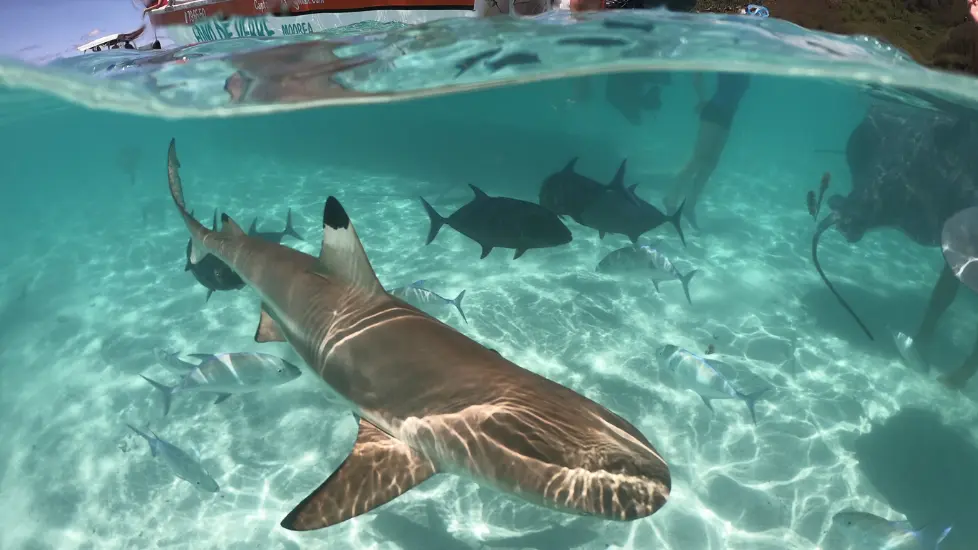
[655,344,769,425]
[126,424,219,493]
[144,350,302,415]
[831,509,951,550]
[387,280,467,323]
[596,244,698,305]
[889,329,928,373]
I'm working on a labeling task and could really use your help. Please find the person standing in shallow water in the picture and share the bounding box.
[663,72,751,229]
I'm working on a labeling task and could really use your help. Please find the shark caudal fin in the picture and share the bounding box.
[280,416,437,531]
[167,139,212,265]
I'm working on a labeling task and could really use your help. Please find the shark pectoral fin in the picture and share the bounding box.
[280,418,437,531]
[219,213,246,237]
[480,244,493,259]
[213,393,231,405]
[255,305,286,343]
[513,248,527,260]
[317,197,385,295]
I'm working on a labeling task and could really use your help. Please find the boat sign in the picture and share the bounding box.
[192,17,278,42]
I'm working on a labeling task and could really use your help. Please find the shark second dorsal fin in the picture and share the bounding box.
[219,213,246,237]
[211,209,218,231]
[563,157,579,172]
[255,304,286,343]
[280,417,437,531]
[248,217,258,235]
[318,197,383,294]
[468,184,490,201]
[609,159,628,193]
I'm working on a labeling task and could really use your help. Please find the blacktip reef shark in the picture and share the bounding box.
[166,138,671,531]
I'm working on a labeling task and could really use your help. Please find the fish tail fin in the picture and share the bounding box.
[739,387,770,425]
[679,269,698,305]
[668,200,687,247]
[419,197,446,245]
[139,374,175,416]
[284,208,304,241]
[911,521,953,549]
[451,290,467,324]
[126,423,156,455]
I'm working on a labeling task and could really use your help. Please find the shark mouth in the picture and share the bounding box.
[811,215,875,340]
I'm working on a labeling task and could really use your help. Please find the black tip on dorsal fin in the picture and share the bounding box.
[324,196,350,230]
[468,184,490,201]
[220,212,245,236]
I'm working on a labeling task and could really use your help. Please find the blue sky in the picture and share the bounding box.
[0,0,159,63]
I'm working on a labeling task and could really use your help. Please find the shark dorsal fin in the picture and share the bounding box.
[609,159,628,194]
[210,209,218,231]
[219,213,246,237]
[248,218,258,235]
[563,157,579,172]
[468,184,491,201]
[318,196,383,294]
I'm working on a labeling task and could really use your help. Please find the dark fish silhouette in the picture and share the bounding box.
[538,157,614,224]
[454,47,502,77]
[602,19,656,32]
[247,208,303,244]
[574,160,686,246]
[421,185,572,259]
[556,37,629,48]
[485,52,541,73]
[185,210,245,302]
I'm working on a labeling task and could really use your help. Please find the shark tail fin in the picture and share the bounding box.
[284,208,304,241]
[668,200,687,248]
[139,375,175,416]
[451,289,467,324]
[167,139,213,265]
[280,416,437,531]
[738,387,770,426]
[678,269,698,305]
[419,197,446,246]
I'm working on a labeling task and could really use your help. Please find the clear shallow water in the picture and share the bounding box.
[2,8,978,550]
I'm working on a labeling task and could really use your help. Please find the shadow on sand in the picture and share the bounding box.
[854,407,978,550]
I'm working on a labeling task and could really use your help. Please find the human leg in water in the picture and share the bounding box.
[912,263,960,351]
[664,118,730,230]
[939,327,978,390]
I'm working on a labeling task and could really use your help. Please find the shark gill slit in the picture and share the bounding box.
[811,216,874,340]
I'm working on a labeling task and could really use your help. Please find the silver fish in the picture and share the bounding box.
[596,244,698,304]
[387,280,467,323]
[889,329,927,373]
[126,424,219,493]
[655,345,768,424]
[142,351,302,415]
[831,510,951,550]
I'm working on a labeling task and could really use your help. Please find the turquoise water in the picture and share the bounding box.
[2,8,978,550]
